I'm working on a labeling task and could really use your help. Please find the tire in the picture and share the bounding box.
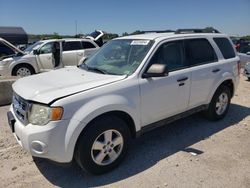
[12,64,35,77]
[74,115,131,174]
[205,85,231,121]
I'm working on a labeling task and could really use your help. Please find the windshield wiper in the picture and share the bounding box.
[85,65,107,74]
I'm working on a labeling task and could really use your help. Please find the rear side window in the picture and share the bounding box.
[63,41,82,51]
[213,38,236,59]
[82,41,96,49]
[185,39,217,66]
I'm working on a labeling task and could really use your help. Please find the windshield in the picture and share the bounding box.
[80,39,153,75]
[24,41,43,53]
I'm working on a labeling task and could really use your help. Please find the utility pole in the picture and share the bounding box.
[75,20,78,37]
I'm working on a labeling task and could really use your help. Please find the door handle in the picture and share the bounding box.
[177,77,188,82]
[212,68,220,73]
[77,53,83,56]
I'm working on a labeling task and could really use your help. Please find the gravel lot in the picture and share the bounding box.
[0,76,250,188]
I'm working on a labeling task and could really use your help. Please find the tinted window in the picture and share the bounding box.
[82,41,95,49]
[185,39,217,66]
[213,38,236,59]
[63,41,82,51]
[150,40,186,71]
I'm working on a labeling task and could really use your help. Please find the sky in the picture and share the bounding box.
[0,0,250,36]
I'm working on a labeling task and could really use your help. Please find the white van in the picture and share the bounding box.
[0,30,104,77]
[0,38,100,77]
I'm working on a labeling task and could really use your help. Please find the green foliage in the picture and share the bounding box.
[122,30,144,36]
[203,26,217,32]
[122,32,129,36]
[241,35,250,40]
[51,32,62,39]
[103,33,119,40]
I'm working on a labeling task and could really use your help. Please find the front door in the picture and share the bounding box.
[139,40,191,126]
[36,42,55,71]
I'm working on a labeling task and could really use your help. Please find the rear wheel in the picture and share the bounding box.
[12,64,35,77]
[205,86,231,121]
[74,116,130,174]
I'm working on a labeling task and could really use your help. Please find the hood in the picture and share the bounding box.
[0,52,31,63]
[86,30,104,41]
[13,66,126,104]
[0,38,25,55]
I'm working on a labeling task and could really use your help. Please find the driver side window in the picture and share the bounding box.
[39,42,53,54]
[150,40,186,71]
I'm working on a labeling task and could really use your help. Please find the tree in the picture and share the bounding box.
[51,32,62,39]
[122,32,129,36]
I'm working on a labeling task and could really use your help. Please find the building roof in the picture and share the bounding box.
[0,26,28,45]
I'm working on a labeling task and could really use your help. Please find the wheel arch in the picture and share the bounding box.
[82,110,137,138]
[11,62,37,75]
[208,76,235,104]
[63,103,139,162]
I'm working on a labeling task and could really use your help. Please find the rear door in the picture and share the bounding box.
[62,41,82,66]
[185,38,220,108]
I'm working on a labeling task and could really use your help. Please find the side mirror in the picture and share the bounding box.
[33,49,39,55]
[142,64,168,78]
[246,52,250,55]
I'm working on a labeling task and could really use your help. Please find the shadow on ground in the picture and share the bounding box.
[34,103,250,187]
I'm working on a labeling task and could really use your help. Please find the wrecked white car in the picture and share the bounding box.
[0,31,104,77]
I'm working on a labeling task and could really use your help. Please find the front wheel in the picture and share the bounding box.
[74,116,130,174]
[205,86,231,121]
[12,64,35,77]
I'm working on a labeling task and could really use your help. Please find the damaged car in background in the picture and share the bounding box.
[0,30,104,77]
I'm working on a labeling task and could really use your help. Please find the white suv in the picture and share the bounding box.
[7,29,240,174]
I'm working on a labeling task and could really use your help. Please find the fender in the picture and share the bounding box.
[206,71,236,104]
[9,57,39,74]
[63,94,140,161]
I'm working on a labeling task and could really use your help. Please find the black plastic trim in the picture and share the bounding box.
[136,105,208,137]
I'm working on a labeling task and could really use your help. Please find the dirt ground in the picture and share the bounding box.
[0,76,250,188]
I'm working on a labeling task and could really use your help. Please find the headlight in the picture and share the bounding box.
[0,58,14,66]
[28,104,63,125]
[0,60,9,66]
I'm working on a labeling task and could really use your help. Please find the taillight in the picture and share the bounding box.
[236,44,240,52]
[237,61,241,76]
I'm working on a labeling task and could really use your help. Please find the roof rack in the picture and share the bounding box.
[175,28,220,34]
[141,30,175,34]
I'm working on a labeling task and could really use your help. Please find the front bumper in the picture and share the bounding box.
[8,105,73,163]
[243,68,250,78]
